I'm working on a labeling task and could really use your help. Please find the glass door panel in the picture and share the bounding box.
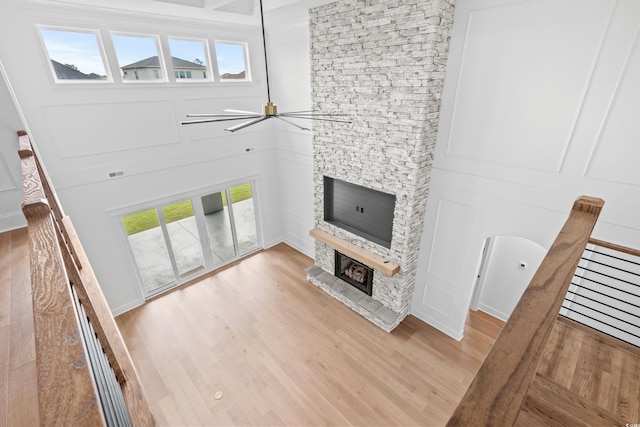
[160,199,205,278]
[201,191,235,264]
[230,183,258,254]
[121,181,261,299]
[121,208,175,295]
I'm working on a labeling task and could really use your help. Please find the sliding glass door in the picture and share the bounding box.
[230,183,258,254]
[121,182,260,298]
[122,208,175,295]
[161,199,205,278]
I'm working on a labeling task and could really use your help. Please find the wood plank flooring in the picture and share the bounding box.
[0,227,39,426]
[5,226,639,426]
[522,316,640,425]
[5,225,639,426]
[116,243,504,426]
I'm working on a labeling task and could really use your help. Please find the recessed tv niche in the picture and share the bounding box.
[323,176,395,248]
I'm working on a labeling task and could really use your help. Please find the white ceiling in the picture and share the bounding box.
[45,0,337,25]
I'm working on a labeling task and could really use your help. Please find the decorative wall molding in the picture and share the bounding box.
[586,17,640,185]
[445,0,614,173]
[44,100,180,158]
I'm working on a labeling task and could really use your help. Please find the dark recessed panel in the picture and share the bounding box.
[324,176,395,248]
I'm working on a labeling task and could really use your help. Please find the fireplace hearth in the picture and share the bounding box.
[335,251,373,296]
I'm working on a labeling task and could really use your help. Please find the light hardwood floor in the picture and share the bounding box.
[7,226,637,426]
[116,243,504,426]
[0,228,39,426]
[518,317,640,425]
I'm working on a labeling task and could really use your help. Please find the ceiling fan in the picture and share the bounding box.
[181,0,351,132]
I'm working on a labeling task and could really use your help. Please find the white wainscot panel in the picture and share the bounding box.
[428,199,476,288]
[0,157,17,192]
[423,285,455,318]
[587,29,640,186]
[446,0,614,172]
[44,100,180,158]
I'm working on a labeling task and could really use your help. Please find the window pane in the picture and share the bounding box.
[112,34,164,82]
[201,191,235,264]
[230,183,258,253]
[161,200,205,278]
[215,42,247,80]
[122,209,175,295]
[40,28,108,81]
[168,38,209,82]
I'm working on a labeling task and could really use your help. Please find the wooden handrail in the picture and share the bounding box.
[588,237,640,258]
[21,148,106,426]
[18,131,156,426]
[447,196,604,426]
[18,131,83,269]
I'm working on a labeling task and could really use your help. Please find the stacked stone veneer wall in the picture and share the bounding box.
[307,0,455,331]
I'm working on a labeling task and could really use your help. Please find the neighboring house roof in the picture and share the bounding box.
[221,70,246,79]
[51,60,104,80]
[121,56,206,70]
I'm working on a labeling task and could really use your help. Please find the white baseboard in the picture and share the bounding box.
[0,211,26,233]
[410,307,465,341]
[111,298,144,317]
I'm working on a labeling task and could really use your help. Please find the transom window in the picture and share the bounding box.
[112,33,165,83]
[215,41,248,81]
[168,38,210,82]
[39,27,110,82]
[38,26,250,85]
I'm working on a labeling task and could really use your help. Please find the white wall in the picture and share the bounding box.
[412,0,640,339]
[0,61,27,231]
[0,0,285,313]
[265,2,326,258]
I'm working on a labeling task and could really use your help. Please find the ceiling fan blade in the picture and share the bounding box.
[275,116,310,131]
[186,113,261,118]
[181,116,264,125]
[279,113,352,124]
[282,112,350,117]
[224,109,261,115]
[225,115,270,132]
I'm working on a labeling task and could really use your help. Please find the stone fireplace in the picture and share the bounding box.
[306,0,455,332]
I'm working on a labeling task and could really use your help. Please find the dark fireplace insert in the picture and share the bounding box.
[335,251,373,296]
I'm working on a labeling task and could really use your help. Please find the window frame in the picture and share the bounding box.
[167,36,213,83]
[111,31,167,84]
[37,24,253,86]
[37,25,112,84]
[213,40,251,82]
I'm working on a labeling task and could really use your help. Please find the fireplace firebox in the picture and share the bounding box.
[335,251,373,296]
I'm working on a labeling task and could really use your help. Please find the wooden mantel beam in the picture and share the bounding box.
[309,228,400,276]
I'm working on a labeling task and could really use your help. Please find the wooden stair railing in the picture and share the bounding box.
[18,130,82,270]
[18,131,155,426]
[447,196,604,426]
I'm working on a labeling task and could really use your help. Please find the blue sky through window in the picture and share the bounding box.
[215,42,246,76]
[112,34,160,68]
[40,29,107,76]
[168,38,208,66]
